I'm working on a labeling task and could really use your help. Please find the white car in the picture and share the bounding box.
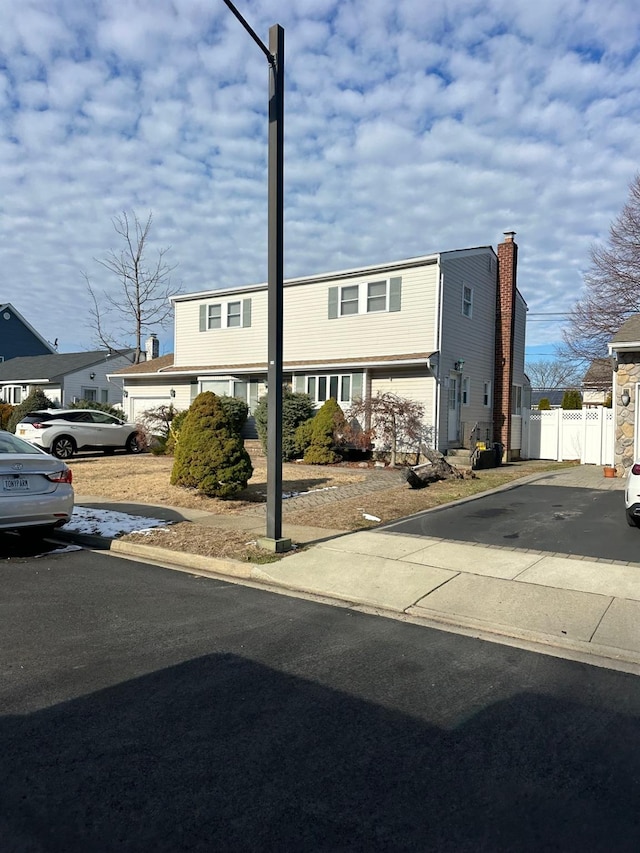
[625,463,640,526]
[0,430,74,535]
[17,409,142,460]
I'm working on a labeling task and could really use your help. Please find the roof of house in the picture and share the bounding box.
[611,314,640,345]
[0,302,56,353]
[530,389,569,407]
[113,352,437,378]
[582,357,612,388]
[0,350,133,383]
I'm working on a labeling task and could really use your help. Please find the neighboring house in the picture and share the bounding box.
[582,357,612,407]
[114,232,529,460]
[530,389,567,409]
[0,350,136,407]
[609,314,640,472]
[0,303,56,362]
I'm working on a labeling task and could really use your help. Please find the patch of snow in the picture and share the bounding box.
[65,506,172,538]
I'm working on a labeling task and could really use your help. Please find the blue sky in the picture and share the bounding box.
[1,0,639,362]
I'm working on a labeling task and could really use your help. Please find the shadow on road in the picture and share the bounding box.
[2,652,640,851]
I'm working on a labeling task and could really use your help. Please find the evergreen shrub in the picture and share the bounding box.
[170,392,253,498]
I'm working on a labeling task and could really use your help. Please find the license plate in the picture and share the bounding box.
[3,478,29,491]
[18,429,26,436]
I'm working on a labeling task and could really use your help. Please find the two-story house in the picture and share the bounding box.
[115,232,528,459]
[0,303,56,363]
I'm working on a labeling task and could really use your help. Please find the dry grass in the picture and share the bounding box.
[70,452,368,513]
[70,451,577,562]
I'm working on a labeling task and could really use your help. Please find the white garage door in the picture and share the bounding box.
[130,397,172,422]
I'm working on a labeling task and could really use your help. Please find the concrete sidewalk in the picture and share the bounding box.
[81,464,640,672]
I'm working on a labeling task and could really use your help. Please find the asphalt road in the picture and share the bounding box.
[3,549,640,851]
[381,483,638,562]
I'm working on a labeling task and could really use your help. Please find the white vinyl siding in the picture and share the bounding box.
[175,262,438,367]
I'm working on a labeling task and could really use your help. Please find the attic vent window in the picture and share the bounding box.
[3,312,10,320]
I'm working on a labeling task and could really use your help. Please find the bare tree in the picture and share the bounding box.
[347,392,425,466]
[525,358,583,389]
[563,173,640,360]
[85,211,180,363]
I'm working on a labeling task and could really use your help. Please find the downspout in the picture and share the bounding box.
[433,264,444,451]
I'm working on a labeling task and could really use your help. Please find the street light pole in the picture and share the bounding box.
[221,2,289,552]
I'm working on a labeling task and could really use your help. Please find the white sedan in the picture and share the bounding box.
[0,430,74,536]
[625,463,640,527]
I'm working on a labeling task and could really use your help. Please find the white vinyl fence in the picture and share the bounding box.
[524,407,614,465]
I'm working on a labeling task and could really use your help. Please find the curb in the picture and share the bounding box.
[99,538,640,677]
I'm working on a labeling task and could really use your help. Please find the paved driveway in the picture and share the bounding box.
[381,465,636,563]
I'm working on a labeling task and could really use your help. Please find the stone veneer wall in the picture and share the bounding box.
[614,352,640,473]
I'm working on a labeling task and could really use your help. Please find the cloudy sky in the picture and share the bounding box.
[1,0,639,361]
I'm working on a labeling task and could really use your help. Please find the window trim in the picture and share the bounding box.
[200,298,252,331]
[461,375,470,406]
[328,277,402,319]
[483,380,492,407]
[306,373,353,404]
[512,383,523,415]
[462,284,473,318]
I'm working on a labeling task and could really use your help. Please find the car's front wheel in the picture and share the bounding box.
[51,436,76,460]
[126,433,142,454]
[627,511,639,527]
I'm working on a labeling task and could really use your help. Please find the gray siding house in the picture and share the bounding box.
[0,350,135,408]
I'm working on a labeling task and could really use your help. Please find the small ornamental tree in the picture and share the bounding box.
[561,389,583,410]
[7,388,57,433]
[538,397,551,410]
[170,392,252,498]
[254,388,315,461]
[347,392,424,466]
[299,398,346,464]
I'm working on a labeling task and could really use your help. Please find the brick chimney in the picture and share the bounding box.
[494,231,518,459]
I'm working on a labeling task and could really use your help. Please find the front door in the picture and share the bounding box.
[447,375,460,443]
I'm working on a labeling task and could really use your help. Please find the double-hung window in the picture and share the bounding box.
[367,280,387,312]
[207,304,222,329]
[462,376,470,406]
[340,286,359,316]
[227,301,241,327]
[483,381,492,407]
[462,284,473,318]
[512,384,522,415]
[328,277,402,318]
[199,298,251,331]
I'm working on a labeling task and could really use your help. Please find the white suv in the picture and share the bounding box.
[17,409,142,460]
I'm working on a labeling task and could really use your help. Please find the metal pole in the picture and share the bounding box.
[264,24,289,551]
[220,4,288,551]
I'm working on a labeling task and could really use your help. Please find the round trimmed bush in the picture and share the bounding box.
[303,398,346,465]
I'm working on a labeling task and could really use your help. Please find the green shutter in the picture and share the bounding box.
[294,374,305,393]
[328,286,339,319]
[389,277,402,312]
[351,372,363,401]
[242,298,252,328]
[199,304,207,331]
